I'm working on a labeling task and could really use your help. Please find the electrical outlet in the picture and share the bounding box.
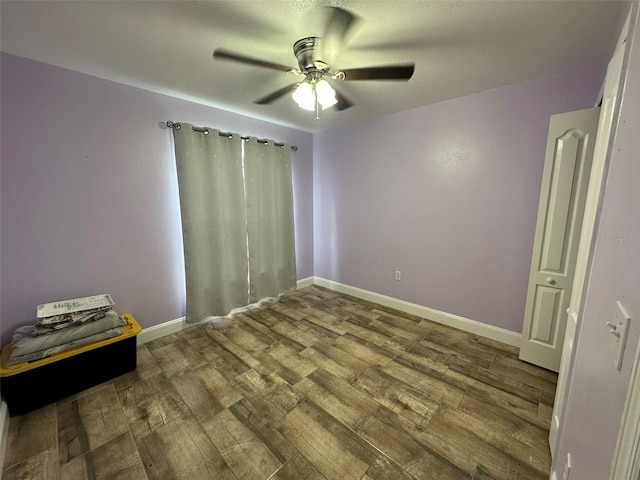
[394,270,401,281]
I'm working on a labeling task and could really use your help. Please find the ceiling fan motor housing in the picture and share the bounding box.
[293,37,329,72]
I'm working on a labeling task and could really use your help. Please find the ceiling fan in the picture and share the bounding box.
[213,7,415,118]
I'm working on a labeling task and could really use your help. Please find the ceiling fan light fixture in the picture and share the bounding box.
[292,81,316,111]
[316,79,337,109]
[292,79,337,112]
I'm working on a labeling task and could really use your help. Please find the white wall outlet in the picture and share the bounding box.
[606,301,631,371]
[394,270,401,281]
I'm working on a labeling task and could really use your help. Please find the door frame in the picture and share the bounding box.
[549,4,632,460]
[608,5,640,478]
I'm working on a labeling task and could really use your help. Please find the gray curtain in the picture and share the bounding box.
[172,125,296,324]
[244,138,297,303]
[173,125,248,323]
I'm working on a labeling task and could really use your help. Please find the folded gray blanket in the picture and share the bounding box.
[7,327,124,365]
[10,311,126,358]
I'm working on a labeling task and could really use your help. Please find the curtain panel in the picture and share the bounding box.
[244,138,297,303]
[173,126,248,323]
[172,124,296,324]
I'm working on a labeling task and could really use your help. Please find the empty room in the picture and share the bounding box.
[1,1,639,479]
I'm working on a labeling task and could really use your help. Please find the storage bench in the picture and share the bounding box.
[0,313,140,415]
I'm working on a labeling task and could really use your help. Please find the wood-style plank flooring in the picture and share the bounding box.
[3,286,557,480]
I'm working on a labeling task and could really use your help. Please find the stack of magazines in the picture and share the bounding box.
[7,294,126,365]
[35,294,115,335]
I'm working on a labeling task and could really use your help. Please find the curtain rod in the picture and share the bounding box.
[165,121,297,151]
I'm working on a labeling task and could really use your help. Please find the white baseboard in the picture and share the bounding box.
[137,276,521,348]
[297,276,314,289]
[0,400,8,476]
[313,277,521,347]
[137,316,186,345]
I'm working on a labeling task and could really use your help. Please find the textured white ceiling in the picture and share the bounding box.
[0,1,623,132]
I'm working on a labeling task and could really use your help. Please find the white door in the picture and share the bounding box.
[519,108,599,372]
[549,26,628,457]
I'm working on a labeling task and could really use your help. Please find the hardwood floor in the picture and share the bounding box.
[3,286,557,480]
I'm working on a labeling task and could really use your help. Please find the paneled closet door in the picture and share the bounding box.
[519,107,599,372]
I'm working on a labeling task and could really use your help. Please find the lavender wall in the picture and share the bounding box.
[313,63,604,333]
[0,53,313,342]
[553,4,640,478]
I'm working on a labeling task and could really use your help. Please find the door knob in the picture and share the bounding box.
[546,278,556,285]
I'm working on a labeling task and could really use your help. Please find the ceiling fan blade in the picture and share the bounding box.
[254,83,299,105]
[213,49,293,73]
[332,87,354,111]
[322,6,360,64]
[340,64,415,81]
